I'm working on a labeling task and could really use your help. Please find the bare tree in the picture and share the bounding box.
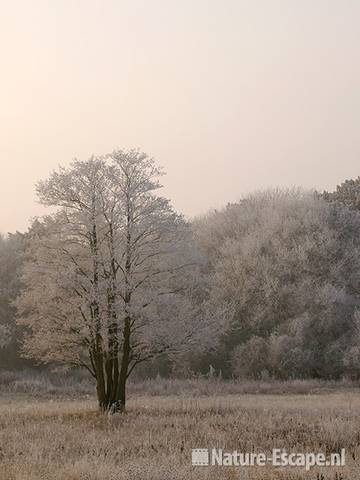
[17,150,198,411]
[194,189,360,379]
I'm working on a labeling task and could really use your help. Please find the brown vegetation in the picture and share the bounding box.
[0,372,359,479]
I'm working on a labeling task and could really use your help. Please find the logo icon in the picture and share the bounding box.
[192,449,209,466]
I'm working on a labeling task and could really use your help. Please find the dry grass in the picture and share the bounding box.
[1,381,360,479]
[1,369,360,399]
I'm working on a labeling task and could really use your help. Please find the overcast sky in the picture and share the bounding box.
[1,0,359,233]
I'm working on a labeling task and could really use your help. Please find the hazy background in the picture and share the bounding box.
[1,0,359,233]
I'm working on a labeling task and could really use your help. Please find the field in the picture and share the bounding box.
[0,372,360,479]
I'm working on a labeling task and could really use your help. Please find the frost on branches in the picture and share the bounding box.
[16,150,222,411]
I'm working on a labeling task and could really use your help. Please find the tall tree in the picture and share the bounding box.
[17,150,198,411]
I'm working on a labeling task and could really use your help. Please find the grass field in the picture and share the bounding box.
[0,372,360,479]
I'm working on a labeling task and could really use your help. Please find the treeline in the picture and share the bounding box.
[0,232,28,368]
[190,185,360,380]
[1,172,360,381]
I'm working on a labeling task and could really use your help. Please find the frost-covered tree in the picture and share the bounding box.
[194,189,360,379]
[231,336,268,379]
[0,232,26,367]
[323,177,360,211]
[17,150,207,411]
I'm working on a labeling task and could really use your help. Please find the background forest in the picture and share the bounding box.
[1,170,360,382]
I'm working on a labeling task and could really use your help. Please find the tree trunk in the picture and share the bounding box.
[94,353,108,411]
[94,324,130,413]
[116,317,131,412]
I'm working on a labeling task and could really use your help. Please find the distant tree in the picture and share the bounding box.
[268,333,304,379]
[322,177,360,378]
[194,189,360,379]
[231,336,268,379]
[323,177,360,211]
[0,324,11,350]
[17,150,209,411]
[0,232,26,367]
[343,310,360,378]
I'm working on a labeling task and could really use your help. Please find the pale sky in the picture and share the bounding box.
[1,0,360,233]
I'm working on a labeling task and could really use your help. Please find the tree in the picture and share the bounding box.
[322,177,360,378]
[194,189,360,379]
[0,232,26,367]
[0,324,11,350]
[17,150,200,411]
[231,336,268,379]
[323,177,360,211]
